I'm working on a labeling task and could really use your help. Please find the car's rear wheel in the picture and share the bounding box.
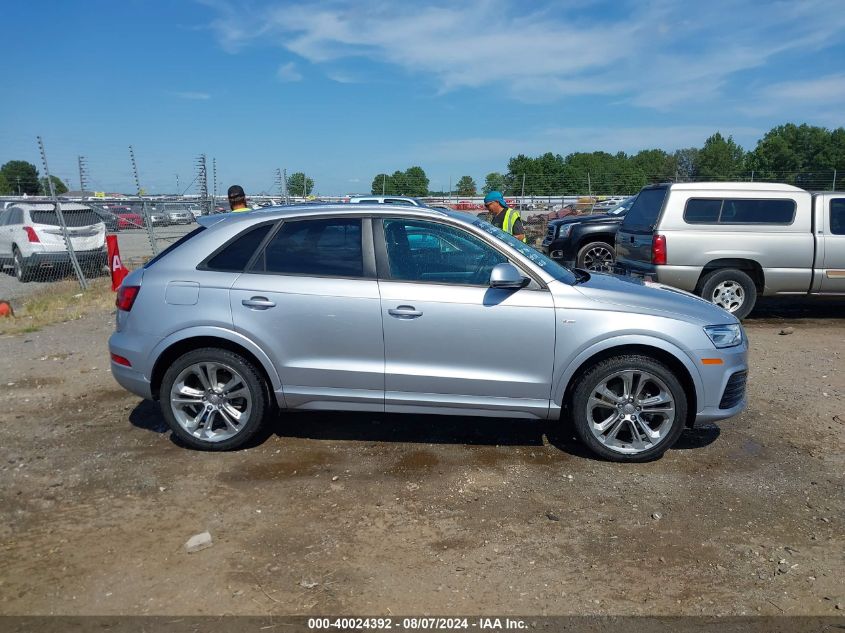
[13,248,33,283]
[699,269,757,320]
[576,241,615,272]
[571,355,688,462]
[160,348,269,451]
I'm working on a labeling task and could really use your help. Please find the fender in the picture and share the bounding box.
[551,333,704,410]
[147,325,283,392]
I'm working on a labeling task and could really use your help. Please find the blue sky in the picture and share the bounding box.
[3,0,844,195]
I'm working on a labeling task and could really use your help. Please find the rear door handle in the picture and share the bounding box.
[242,297,276,309]
[388,305,423,318]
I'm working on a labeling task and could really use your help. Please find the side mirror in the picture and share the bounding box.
[489,263,528,289]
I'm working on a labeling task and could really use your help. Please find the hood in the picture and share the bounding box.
[549,213,621,227]
[572,272,738,325]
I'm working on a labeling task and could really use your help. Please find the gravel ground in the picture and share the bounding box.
[0,301,842,617]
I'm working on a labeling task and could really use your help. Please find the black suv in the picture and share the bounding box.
[541,195,636,271]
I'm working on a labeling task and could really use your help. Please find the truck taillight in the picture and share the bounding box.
[652,234,667,265]
[116,285,140,311]
[24,226,40,243]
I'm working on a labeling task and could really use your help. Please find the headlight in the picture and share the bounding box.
[559,224,573,238]
[704,324,743,348]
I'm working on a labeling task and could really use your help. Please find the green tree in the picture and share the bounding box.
[672,148,700,182]
[483,172,507,195]
[0,160,40,195]
[697,132,746,181]
[390,170,407,194]
[403,166,429,197]
[0,172,9,195]
[455,175,477,196]
[39,175,69,196]
[287,172,314,196]
[371,173,392,195]
[630,149,674,184]
[747,123,845,189]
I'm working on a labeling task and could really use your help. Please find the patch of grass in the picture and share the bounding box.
[0,278,115,336]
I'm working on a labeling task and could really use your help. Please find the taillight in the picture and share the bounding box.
[116,285,140,311]
[652,234,667,265]
[24,226,40,243]
[110,353,132,367]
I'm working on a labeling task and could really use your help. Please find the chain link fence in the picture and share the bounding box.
[0,197,216,302]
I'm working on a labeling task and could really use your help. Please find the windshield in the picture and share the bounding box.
[608,195,636,216]
[473,219,576,283]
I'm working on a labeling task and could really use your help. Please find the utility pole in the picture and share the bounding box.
[196,154,210,215]
[175,174,180,194]
[382,174,386,196]
[40,136,87,289]
[302,173,307,198]
[833,170,837,191]
[130,145,158,255]
[275,168,285,199]
[283,169,290,205]
[212,158,218,205]
[78,156,89,199]
[520,174,526,205]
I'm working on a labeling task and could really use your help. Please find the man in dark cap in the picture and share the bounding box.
[228,185,250,212]
[484,191,525,242]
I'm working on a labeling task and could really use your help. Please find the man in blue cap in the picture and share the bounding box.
[484,191,525,242]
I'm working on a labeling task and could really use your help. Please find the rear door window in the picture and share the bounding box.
[620,186,668,232]
[831,199,845,235]
[255,218,364,277]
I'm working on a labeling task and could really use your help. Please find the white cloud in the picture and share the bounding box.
[276,61,303,82]
[174,91,211,100]
[205,0,845,110]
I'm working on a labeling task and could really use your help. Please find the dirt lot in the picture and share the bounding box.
[0,300,842,617]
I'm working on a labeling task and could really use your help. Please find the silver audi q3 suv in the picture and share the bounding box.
[109,204,748,462]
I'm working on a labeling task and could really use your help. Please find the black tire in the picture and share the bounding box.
[698,268,757,320]
[571,355,688,462]
[13,248,33,283]
[576,241,616,272]
[160,347,269,451]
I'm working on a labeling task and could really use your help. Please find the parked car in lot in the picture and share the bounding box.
[614,183,845,319]
[109,204,748,462]
[542,195,637,271]
[0,203,107,281]
[348,196,426,206]
[90,207,119,232]
[149,211,169,226]
[117,211,145,230]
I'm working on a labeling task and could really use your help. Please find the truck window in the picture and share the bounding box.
[720,199,795,224]
[831,199,845,235]
[684,199,722,223]
[621,186,668,231]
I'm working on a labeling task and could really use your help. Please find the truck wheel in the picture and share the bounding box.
[576,241,615,272]
[13,248,33,283]
[699,269,757,319]
[160,347,269,451]
[571,355,688,462]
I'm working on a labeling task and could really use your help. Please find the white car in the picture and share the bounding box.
[0,203,107,282]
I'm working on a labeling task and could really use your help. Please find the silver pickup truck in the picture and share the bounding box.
[614,182,845,318]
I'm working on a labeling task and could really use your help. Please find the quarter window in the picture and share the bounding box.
[205,224,272,271]
[383,219,507,285]
[256,218,363,277]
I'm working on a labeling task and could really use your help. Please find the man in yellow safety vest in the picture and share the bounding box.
[484,191,525,242]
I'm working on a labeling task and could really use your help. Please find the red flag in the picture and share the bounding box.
[106,234,129,291]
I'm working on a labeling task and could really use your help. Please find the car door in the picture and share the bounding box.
[229,216,385,411]
[376,217,556,418]
[820,197,845,293]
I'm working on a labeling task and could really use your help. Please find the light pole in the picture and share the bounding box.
[175,174,180,195]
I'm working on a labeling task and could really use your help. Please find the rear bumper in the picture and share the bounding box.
[26,248,107,267]
[108,329,155,400]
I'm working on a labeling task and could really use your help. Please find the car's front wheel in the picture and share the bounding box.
[576,241,615,272]
[160,348,269,450]
[571,355,688,462]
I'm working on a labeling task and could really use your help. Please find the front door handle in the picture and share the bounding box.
[388,305,423,319]
[242,297,276,309]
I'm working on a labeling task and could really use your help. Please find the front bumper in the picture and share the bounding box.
[690,342,749,427]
